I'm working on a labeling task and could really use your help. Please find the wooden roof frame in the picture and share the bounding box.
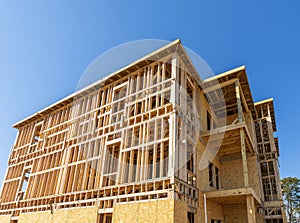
[13,39,202,129]
[254,98,277,132]
[202,65,257,118]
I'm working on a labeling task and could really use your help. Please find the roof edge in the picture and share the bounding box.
[254,97,274,106]
[13,39,186,128]
[204,65,246,82]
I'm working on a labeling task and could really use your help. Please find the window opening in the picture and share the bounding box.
[209,162,220,189]
[32,123,43,144]
[187,212,195,223]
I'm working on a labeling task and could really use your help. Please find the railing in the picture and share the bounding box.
[174,177,198,209]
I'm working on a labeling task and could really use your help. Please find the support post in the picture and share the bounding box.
[235,80,243,123]
[169,55,179,182]
[246,195,256,223]
[241,128,249,187]
[168,113,177,183]
[170,54,179,108]
[236,80,249,187]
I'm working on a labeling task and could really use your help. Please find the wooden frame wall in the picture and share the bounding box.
[255,101,285,221]
[0,54,199,217]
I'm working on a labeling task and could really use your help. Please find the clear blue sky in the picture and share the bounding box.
[0,1,299,187]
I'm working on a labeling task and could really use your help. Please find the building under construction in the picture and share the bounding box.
[0,40,286,222]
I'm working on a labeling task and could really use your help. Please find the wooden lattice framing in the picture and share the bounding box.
[0,41,200,220]
[0,40,286,223]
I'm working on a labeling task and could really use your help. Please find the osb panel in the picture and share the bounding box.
[112,199,176,223]
[223,204,247,223]
[0,215,11,223]
[174,199,187,223]
[220,154,262,196]
[224,212,248,222]
[221,159,244,189]
[206,200,224,221]
[55,207,98,223]
[18,211,52,223]
[18,207,98,223]
[196,142,210,191]
[247,155,261,197]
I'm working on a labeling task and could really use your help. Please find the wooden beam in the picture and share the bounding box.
[235,80,243,122]
[240,129,249,187]
[246,195,256,223]
[202,78,238,93]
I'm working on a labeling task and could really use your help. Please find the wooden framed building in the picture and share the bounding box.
[0,39,286,222]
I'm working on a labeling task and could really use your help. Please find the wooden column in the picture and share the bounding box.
[168,113,177,183]
[240,129,249,187]
[169,55,179,183]
[236,80,249,187]
[235,80,243,123]
[170,54,179,108]
[178,68,187,180]
[246,195,256,223]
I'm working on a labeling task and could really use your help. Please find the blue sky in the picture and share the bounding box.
[0,0,299,187]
